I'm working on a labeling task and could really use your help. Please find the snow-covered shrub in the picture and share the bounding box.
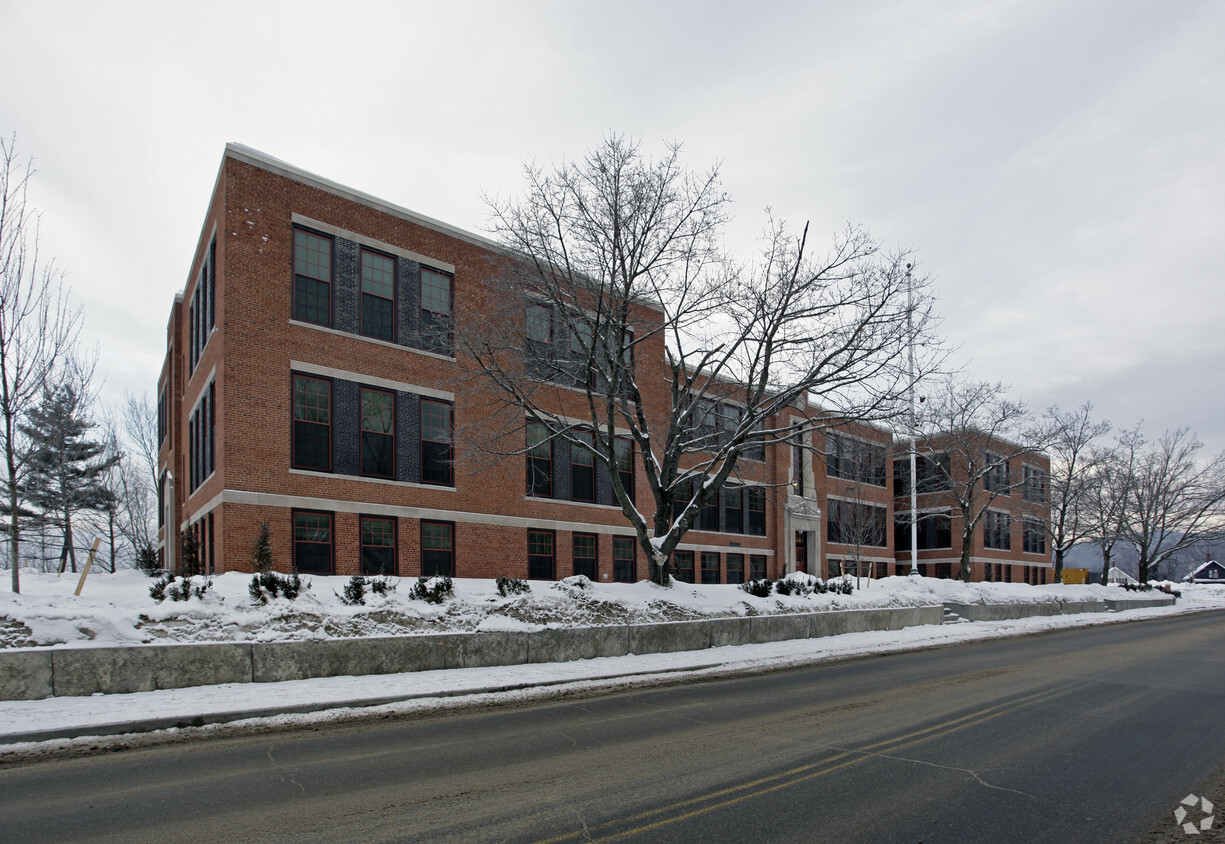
[339,576,367,606]
[830,578,854,596]
[775,572,819,596]
[135,543,160,577]
[496,576,531,597]
[248,571,305,604]
[558,574,592,591]
[740,579,772,598]
[369,576,396,597]
[409,575,453,604]
[150,574,210,602]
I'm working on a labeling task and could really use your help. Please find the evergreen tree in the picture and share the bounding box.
[18,383,118,572]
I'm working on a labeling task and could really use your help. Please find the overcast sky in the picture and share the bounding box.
[1,0,1221,453]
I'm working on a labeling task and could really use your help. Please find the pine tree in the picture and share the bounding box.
[19,383,118,572]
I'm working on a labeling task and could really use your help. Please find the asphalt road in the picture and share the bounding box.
[3,611,1224,843]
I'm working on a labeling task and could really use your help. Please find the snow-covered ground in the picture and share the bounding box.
[2,568,1222,754]
[0,568,1217,650]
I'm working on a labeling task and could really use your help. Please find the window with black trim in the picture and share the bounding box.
[293,228,332,326]
[750,555,766,581]
[746,487,766,536]
[700,552,720,584]
[421,520,454,576]
[827,500,887,547]
[1023,518,1046,554]
[614,437,634,503]
[674,550,694,583]
[526,421,553,497]
[157,388,167,445]
[613,536,636,582]
[984,510,1011,550]
[571,430,595,502]
[293,510,333,574]
[360,387,394,478]
[360,248,395,341]
[528,529,555,580]
[984,452,1010,494]
[894,453,952,495]
[726,553,745,584]
[895,511,952,551]
[723,486,743,534]
[360,516,396,576]
[420,399,453,486]
[698,490,719,532]
[420,267,453,355]
[292,374,331,471]
[1022,465,1047,503]
[826,433,887,486]
[572,533,597,580]
[188,381,216,493]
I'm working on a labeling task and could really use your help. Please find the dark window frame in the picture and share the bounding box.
[526,421,553,497]
[572,532,597,580]
[359,247,397,342]
[421,520,454,577]
[420,398,454,486]
[292,226,333,327]
[292,509,334,574]
[292,373,332,472]
[613,536,636,582]
[359,386,396,479]
[674,550,695,583]
[700,552,720,584]
[420,266,454,356]
[746,487,766,536]
[359,515,397,576]
[749,555,767,581]
[570,430,596,502]
[726,553,745,584]
[528,529,556,580]
[614,436,634,503]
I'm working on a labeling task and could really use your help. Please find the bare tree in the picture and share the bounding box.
[122,391,158,494]
[468,136,940,584]
[1081,426,1139,584]
[911,379,1042,581]
[1036,403,1111,579]
[0,136,83,592]
[1121,426,1225,583]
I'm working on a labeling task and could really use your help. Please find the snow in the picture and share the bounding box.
[2,568,1223,752]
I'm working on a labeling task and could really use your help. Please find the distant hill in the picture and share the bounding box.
[1065,536,1225,581]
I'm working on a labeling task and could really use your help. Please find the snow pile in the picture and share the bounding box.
[1,568,1222,651]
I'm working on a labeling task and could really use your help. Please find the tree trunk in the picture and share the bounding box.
[958,542,973,582]
[64,514,77,573]
[1099,547,1111,585]
[7,481,19,593]
[1054,546,1065,581]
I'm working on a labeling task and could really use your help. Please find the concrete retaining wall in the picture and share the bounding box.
[1105,596,1175,611]
[0,597,1166,701]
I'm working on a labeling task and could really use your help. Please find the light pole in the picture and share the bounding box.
[906,263,921,577]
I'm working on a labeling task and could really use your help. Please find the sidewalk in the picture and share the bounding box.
[0,604,1204,749]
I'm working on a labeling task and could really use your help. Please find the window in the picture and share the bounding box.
[157,388,167,445]
[984,510,1011,550]
[827,433,887,486]
[723,486,743,534]
[293,228,332,326]
[894,453,951,495]
[571,431,595,502]
[1023,465,1048,503]
[420,399,453,486]
[526,303,552,343]
[895,511,953,551]
[746,488,766,536]
[698,491,719,532]
[792,433,805,496]
[528,530,555,580]
[421,521,454,576]
[827,500,887,547]
[726,554,744,584]
[1023,518,1046,554]
[526,421,553,497]
[673,550,694,583]
[984,452,1010,494]
[189,238,215,373]
[719,404,742,445]
[696,399,718,441]
[613,536,636,582]
[360,249,395,341]
[614,437,634,502]
[360,388,394,478]
[293,510,333,574]
[701,552,720,584]
[292,374,331,471]
[188,381,215,493]
[360,516,397,576]
[750,555,767,581]
[569,318,594,389]
[420,267,452,355]
[572,533,597,580]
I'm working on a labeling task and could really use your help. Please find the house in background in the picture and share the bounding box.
[1185,561,1225,584]
[156,144,1052,584]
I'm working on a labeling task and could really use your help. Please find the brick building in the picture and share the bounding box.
[157,144,1051,584]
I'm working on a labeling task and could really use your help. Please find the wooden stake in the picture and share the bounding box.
[74,537,102,597]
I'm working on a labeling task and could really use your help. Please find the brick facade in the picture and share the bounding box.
[157,145,1051,584]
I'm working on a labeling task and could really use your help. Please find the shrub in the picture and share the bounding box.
[340,575,367,606]
[497,576,531,597]
[409,575,453,604]
[151,574,210,602]
[558,574,592,590]
[251,520,274,574]
[830,579,854,596]
[740,579,773,598]
[775,573,818,597]
[249,571,305,604]
[135,543,160,577]
[369,576,396,597]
